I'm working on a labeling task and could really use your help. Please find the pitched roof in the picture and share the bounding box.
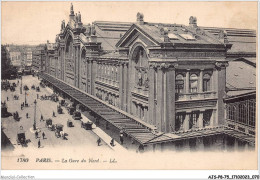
[226,60,256,91]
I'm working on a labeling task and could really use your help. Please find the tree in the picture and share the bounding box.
[1,45,17,79]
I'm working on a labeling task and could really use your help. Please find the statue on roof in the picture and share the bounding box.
[137,12,144,24]
[78,11,81,23]
[70,3,74,15]
[75,13,78,23]
[91,24,96,35]
[189,16,197,27]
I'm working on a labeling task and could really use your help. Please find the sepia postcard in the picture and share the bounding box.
[1,1,258,178]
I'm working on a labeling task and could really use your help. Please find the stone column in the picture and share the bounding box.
[156,68,163,131]
[119,63,124,110]
[92,60,97,95]
[196,137,204,151]
[198,111,204,128]
[183,112,190,131]
[199,70,203,93]
[185,70,190,94]
[166,67,176,132]
[123,63,128,112]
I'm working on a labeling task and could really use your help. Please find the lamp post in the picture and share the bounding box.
[20,76,23,94]
[33,99,37,130]
[25,91,27,105]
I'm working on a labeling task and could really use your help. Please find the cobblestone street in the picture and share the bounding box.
[2,75,117,155]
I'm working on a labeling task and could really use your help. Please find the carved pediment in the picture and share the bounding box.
[116,24,159,48]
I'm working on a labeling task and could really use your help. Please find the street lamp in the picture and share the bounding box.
[20,76,23,94]
[33,99,37,130]
[25,91,27,105]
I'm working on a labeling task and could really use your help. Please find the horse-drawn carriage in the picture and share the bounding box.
[55,124,64,138]
[36,86,40,92]
[57,105,63,114]
[67,119,73,127]
[45,119,55,131]
[23,85,29,91]
[73,111,82,120]
[67,106,76,115]
[10,86,15,92]
[60,99,66,106]
[13,111,20,121]
[50,94,59,102]
[13,95,19,100]
[81,117,93,130]
[17,130,27,147]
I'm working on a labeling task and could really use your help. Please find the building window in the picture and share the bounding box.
[175,113,184,131]
[248,100,255,127]
[203,73,211,92]
[190,74,198,93]
[227,105,236,121]
[238,103,247,125]
[175,74,184,93]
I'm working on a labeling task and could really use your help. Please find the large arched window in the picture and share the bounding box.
[203,73,211,92]
[190,74,198,93]
[132,46,149,88]
[175,74,184,93]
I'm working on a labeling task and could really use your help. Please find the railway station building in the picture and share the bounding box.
[40,4,256,151]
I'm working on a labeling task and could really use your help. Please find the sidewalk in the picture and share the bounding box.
[91,124,127,152]
[40,78,127,152]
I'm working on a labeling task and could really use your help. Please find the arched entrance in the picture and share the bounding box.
[65,34,74,85]
[129,44,149,122]
[81,49,86,91]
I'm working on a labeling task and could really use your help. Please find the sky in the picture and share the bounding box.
[1,1,258,45]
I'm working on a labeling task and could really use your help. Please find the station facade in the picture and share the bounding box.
[44,4,233,134]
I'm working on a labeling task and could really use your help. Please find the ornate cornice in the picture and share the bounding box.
[149,62,178,70]
[215,61,229,69]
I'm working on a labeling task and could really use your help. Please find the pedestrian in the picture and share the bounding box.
[97,138,101,146]
[26,113,29,119]
[35,131,38,139]
[7,97,8,101]
[42,132,45,140]
[52,111,56,117]
[40,114,43,121]
[38,139,41,148]
[21,104,23,110]
[120,134,124,145]
[110,138,115,147]
[37,94,39,99]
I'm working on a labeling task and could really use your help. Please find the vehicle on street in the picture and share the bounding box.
[17,130,27,147]
[23,85,29,91]
[73,111,82,120]
[60,99,65,106]
[31,85,35,90]
[55,124,64,138]
[57,105,63,114]
[81,116,93,130]
[13,111,20,121]
[45,119,53,129]
[67,106,76,115]
[36,86,40,92]
[67,119,73,127]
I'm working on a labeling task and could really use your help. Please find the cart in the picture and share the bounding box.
[55,124,64,138]
[13,111,20,121]
[17,131,27,147]
[81,117,93,130]
[23,85,29,91]
[57,105,63,114]
[72,111,82,120]
[36,86,40,92]
[67,119,73,127]
[67,106,76,115]
[60,100,65,106]
[45,118,53,129]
